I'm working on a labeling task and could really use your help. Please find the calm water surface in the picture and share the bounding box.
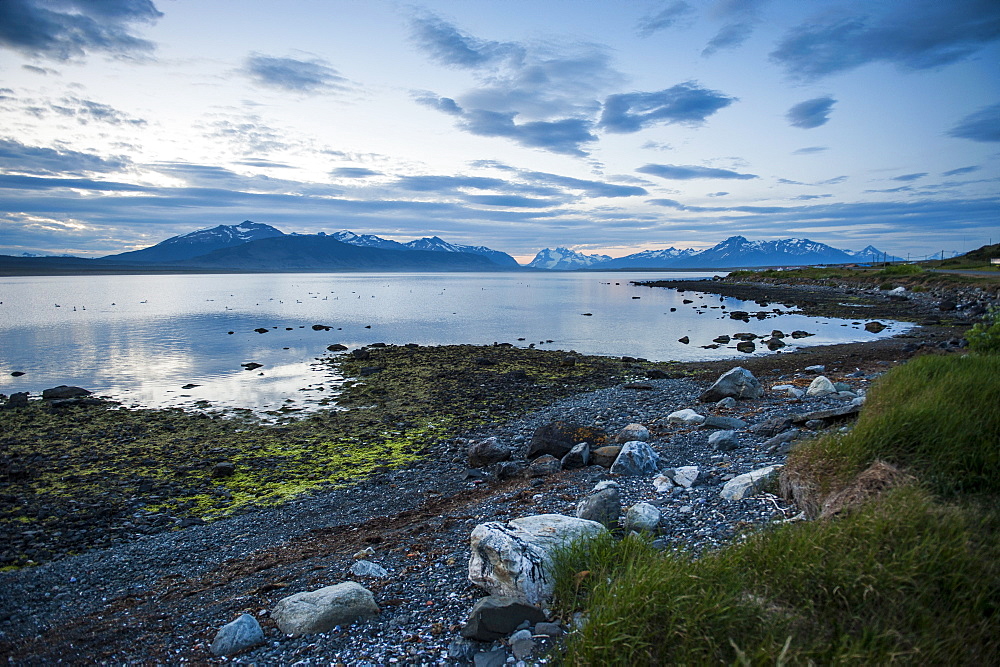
[0,272,908,413]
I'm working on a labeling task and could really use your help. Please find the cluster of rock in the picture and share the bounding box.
[1,385,105,410]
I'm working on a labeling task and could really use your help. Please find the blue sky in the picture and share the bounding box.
[0,0,997,262]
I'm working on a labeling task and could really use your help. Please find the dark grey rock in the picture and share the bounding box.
[41,385,91,400]
[210,613,264,656]
[527,421,606,459]
[561,442,590,470]
[461,596,546,641]
[576,481,620,526]
[3,392,29,409]
[708,429,738,452]
[699,367,763,402]
[790,404,861,424]
[468,436,512,468]
[525,455,561,477]
[700,415,747,430]
[210,462,236,478]
[750,416,792,437]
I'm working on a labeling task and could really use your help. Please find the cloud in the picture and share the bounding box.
[518,171,647,197]
[636,2,694,37]
[243,54,349,93]
[0,0,162,61]
[947,103,1000,142]
[394,175,508,192]
[208,115,292,154]
[331,167,381,178]
[892,172,928,182]
[942,165,980,176]
[409,13,523,68]
[413,93,463,115]
[707,191,729,197]
[0,138,131,175]
[864,186,913,193]
[702,0,768,57]
[464,194,558,208]
[599,82,736,133]
[792,194,833,200]
[637,163,758,180]
[786,96,835,128]
[771,0,1000,80]
[460,109,597,156]
[793,146,828,154]
[49,96,146,126]
[22,64,57,75]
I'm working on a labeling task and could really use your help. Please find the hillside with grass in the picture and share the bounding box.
[550,324,1000,664]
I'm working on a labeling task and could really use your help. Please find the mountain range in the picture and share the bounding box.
[527,236,902,270]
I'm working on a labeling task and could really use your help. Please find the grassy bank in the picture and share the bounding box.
[1,345,669,568]
[551,352,1000,664]
[727,263,1000,291]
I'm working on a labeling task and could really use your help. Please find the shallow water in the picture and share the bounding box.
[0,271,908,412]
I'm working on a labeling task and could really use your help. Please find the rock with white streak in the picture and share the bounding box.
[349,560,389,578]
[662,465,699,488]
[272,582,380,635]
[576,481,620,526]
[609,440,659,476]
[666,409,705,425]
[720,465,783,501]
[806,376,836,397]
[468,514,607,605]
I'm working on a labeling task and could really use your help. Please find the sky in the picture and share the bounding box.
[0,0,998,263]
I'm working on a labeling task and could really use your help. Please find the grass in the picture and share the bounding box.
[551,352,1000,664]
[728,263,1000,289]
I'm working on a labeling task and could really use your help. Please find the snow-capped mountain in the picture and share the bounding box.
[403,236,519,266]
[329,230,407,251]
[600,247,698,269]
[670,236,854,268]
[844,245,903,263]
[528,247,612,270]
[103,221,284,263]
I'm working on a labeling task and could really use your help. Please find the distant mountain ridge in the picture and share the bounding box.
[528,236,901,270]
[104,221,284,263]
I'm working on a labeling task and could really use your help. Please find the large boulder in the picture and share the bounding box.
[609,441,659,476]
[613,423,651,443]
[469,514,607,605]
[210,613,265,656]
[41,385,91,400]
[272,582,380,635]
[560,442,590,470]
[461,596,546,641]
[666,409,705,425]
[720,465,783,501]
[624,502,661,533]
[699,367,763,402]
[806,376,836,397]
[527,421,606,459]
[576,481,620,526]
[468,436,512,468]
[590,445,622,468]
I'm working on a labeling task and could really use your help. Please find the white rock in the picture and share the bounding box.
[720,465,783,501]
[624,502,661,533]
[889,286,906,294]
[272,582,380,635]
[349,560,389,578]
[850,395,866,407]
[469,514,607,605]
[804,365,826,373]
[653,474,674,493]
[806,376,836,397]
[667,408,705,425]
[609,440,659,476]
[671,465,700,488]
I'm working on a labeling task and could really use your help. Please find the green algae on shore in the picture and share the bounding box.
[0,344,677,568]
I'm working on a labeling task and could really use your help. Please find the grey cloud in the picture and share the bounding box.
[519,171,647,197]
[637,163,758,180]
[464,194,559,208]
[22,64,57,75]
[707,191,729,197]
[786,96,835,129]
[636,2,693,37]
[208,115,292,155]
[892,172,928,182]
[793,146,828,154]
[948,103,1000,142]
[243,54,349,94]
[461,109,597,156]
[50,96,146,126]
[792,194,833,200]
[395,175,508,192]
[600,82,735,133]
[865,186,913,193]
[771,0,1000,80]
[702,0,768,56]
[0,0,161,61]
[236,159,295,169]
[0,138,131,175]
[409,13,523,68]
[331,167,381,178]
[942,165,980,176]
[703,22,755,56]
[819,175,848,185]
[413,93,463,115]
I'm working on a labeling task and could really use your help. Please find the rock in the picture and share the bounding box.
[677,336,690,344]
[713,335,731,344]
[613,423,651,443]
[525,454,562,477]
[750,416,792,437]
[210,462,236,478]
[311,324,332,331]
[527,421,606,459]
[253,327,269,334]
[560,355,577,367]
[624,382,654,390]
[560,442,590,470]
[10,371,25,377]
[576,481,620,526]
[765,338,786,350]
[496,461,525,479]
[41,385,91,400]
[720,465,782,501]
[448,638,482,662]
[700,415,747,430]
[210,613,265,656]
[645,369,669,379]
[460,595,546,641]
[790,404,862,425]
[805,376,836,397]
[938,299,957,311]
[804,365,825,373]
[764,429,801,453]
[349,560,389,578]
[666,408,705,425]
[736,341,756,353]
[2,392,29,409]
[772,384,805,399]
[591,445,622,468]
[664,465,699,488]
[708,429,738,452]
[610,441,659,476]
[715,397,737,409]
[534,621,564,637]
[326,344,348,351]
[653,474,673,492]
[474,649,508,667]
[510,628,536,660]
[272,582,380,635]
[864,321,887,333]
[624,502,661,533]
[468,514,607,604]
[468,436,512,468]
[350,348,370,360]
[241,362,263,370]
[699,367,763,402]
